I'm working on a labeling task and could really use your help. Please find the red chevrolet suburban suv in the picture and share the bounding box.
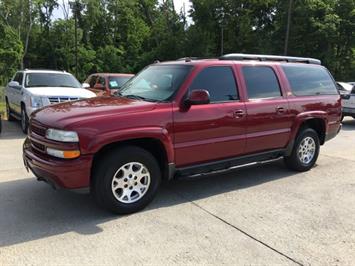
[23,54,342,214]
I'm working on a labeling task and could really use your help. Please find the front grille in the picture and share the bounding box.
[32,140,46,152]
[30,124,46,137]
[30,123,47,137]
[48,97,80,104]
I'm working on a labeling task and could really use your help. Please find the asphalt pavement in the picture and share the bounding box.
[0,118,354,265]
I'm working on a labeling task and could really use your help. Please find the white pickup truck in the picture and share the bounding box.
[5,69,96,133]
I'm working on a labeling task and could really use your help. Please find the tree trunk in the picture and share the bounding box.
[21,0,33,69]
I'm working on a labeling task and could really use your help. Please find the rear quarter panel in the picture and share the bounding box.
[276,64,342,142]
[283,86,341,141]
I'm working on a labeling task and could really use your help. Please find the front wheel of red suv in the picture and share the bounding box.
[284,128,320,172]
[92,146,161,214]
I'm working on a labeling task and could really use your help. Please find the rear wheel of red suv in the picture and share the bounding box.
[284,128,320,172]
[92,146,161,214]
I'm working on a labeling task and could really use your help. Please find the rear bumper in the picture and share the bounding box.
[23,138,93,189]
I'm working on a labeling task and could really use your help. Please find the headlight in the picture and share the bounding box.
[30,96,44,108]
[46,129,79,142]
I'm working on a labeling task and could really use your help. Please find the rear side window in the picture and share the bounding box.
[243,66,281,99]
[190,66,238,102]
[282,65,338,96]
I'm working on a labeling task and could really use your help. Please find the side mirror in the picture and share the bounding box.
[94,83,105,90]
[82,82,90,89]
[185,89,210,106]
[8,81,20,88]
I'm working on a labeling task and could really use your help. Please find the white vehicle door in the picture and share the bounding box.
[12,72,24,114]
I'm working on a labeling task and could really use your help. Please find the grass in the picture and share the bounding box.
[0,87,4,116]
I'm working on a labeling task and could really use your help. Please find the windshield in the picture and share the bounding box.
[25,73,82,88]
[108,76,132,90]
[119,65,192,102]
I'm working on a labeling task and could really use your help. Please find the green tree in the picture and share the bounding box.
[0,22,23,84]
[0,0,354,82]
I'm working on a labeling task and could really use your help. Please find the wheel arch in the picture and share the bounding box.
[91,137,171,188]
[286,115,327,156]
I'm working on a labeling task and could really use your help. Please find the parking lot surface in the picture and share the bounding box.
[0,119,354,265]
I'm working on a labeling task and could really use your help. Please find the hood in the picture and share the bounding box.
[26,87,96,98]
[31,97,157,129]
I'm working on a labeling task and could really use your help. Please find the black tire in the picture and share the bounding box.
[284,128,320,172]
[21,105,29,134]
[92,146,161,214]
[5,99,16,121]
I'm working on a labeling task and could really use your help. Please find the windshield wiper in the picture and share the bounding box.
[124,94,157,102]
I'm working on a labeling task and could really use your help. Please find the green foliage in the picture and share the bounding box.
[0,23,23,84]
[188,0,355,80]
[0,0,354,84]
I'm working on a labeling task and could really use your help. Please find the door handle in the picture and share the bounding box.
[276,107,286,114]
[234,109,245,118]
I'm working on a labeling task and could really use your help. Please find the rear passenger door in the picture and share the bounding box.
[241,65,292,154]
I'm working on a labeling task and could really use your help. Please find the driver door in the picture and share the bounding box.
[173,66,247,167]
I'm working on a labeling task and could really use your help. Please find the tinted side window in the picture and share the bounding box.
[89,75,97,87]
[282,65,338,96]
[14,72,24,85]
[243,66,281,99]
[98,77,106,86]
[190,66,238,102]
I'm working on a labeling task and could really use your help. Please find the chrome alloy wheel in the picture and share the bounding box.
[297,136,316,164]
[111,162,151,204]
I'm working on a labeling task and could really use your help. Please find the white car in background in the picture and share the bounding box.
[338,82,355,121]
[5,69,96,133]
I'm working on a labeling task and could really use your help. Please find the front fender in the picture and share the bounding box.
[84,127,174,163]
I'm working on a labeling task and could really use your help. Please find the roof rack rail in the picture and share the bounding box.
[219,53,321,65]
[22,68,68,72]
[177,57,201,62]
